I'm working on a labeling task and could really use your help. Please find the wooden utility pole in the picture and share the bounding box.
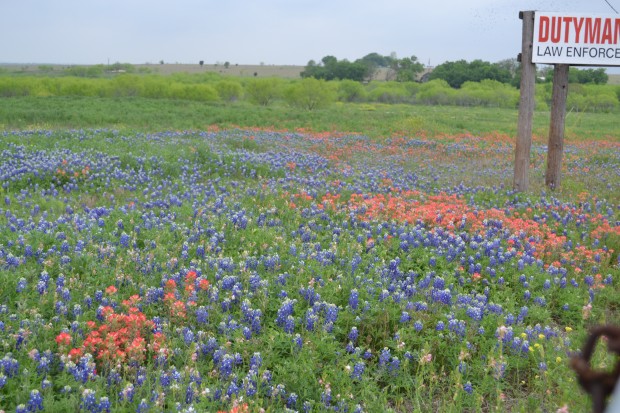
[513,11,536,192]
[545,64,569,189]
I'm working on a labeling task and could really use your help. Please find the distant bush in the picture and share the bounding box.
[415,79,456,105]
[107,75,145,97]
[58,77,104,97]
[0,78,50,97]
[215,80,243,102]
[457,80,519,108]
[337,79,367,102]
[366,81,412,103]
[64,65,105,78]
[141,76,171,99]
[566,84,618,112]
[284,78,336,110]
[244,78,282,106]
[168,83,219,102]
[108,62,135,73]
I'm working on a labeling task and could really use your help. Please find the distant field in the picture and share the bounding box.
[0,62,306,78]
[3,63,620,84]
[139,63,305,78]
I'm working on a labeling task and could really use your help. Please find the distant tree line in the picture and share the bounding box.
[302,53,609,88]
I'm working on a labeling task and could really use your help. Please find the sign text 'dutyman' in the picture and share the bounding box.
[532,12,620,66]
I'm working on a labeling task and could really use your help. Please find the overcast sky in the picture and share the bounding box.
[1,0,618,67]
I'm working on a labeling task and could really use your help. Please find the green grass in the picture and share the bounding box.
[1,96,619,141]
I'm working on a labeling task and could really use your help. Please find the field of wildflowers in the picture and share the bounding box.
[0,128,618,412]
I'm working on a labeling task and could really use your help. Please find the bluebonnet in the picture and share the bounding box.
[80,389,98,413]
[349,289,359,309]
[349,326,359,342]
[27,389,44,411]
[351,362,365,380]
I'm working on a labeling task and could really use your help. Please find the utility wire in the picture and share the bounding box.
[603,0,619,14]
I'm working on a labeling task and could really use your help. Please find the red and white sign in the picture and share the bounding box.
[532,12,620,66]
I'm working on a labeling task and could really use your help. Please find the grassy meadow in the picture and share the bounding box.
[0,74,619,413]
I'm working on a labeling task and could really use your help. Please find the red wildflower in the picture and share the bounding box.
[55,332,71,346]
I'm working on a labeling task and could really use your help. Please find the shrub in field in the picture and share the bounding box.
[566,84,619,113]
[284,78,336,110]
[140,76,171,99]
[105,75,145,97]
[0,78,38,97]
[416,79,456,105]
[57,77,105,97]
[64,65,106,78]
[458,80,519,108]
[366,81,412,103]
[215,80,243,102]
[167,83,219,102]
[243,78,283,106]
[337,79,367,102]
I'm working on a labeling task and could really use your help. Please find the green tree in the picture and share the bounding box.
[428,60,511,88]
[301,56,372,81]
[391,56,424,82]
[544,67,608,85]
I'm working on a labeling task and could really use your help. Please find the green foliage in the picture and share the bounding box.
[107,62,135,73]
[566,83,619,112]
[58,77,104,97]
[108,75,145,97]
[568,68,608,85]
[458,79,519,108]
[428,59,512,88]
[1,69,618,119]
[416,79,456,105]
[302,53,424,83]
[390,56,425,82]
[337,79,367,102]
[284,78,336,110]
[358,52,393,69]
[244,78,282,106]
[141,76,171,98]
[302,56,371,81]
[366,81,413,104]
[215,80,243,102]
[37,65,54,72]
[167,83,219,102]
[540,67,609,85]
[0,77,34,97]
[63,65,106,78]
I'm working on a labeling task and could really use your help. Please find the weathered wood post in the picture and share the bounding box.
[513,11,536,192]
[545,64,569,189]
